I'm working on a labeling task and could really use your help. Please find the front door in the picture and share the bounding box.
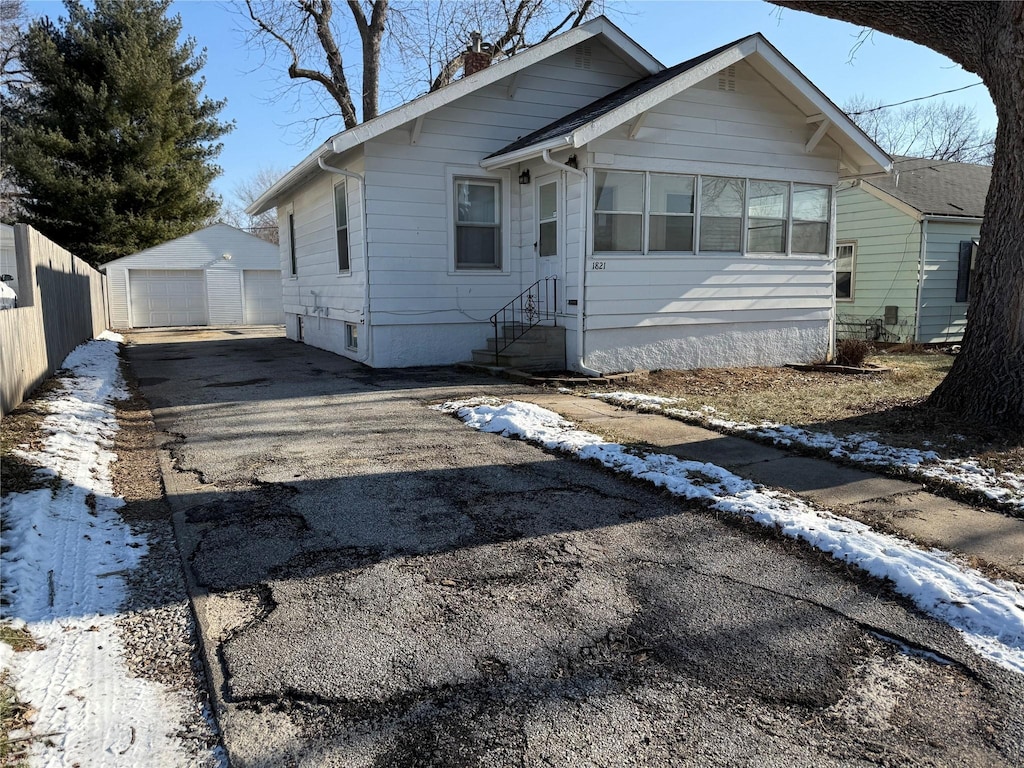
[536,175,561,287]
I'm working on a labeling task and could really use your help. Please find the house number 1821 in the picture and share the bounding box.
[592,261,607,270]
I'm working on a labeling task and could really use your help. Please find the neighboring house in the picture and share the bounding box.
[248,16,889,373]
[101,224,284,328]
[1,223,18,299]
[835,156,990,344]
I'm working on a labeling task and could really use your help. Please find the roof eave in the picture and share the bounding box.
[246,141,333,216]
[480,136,573,169]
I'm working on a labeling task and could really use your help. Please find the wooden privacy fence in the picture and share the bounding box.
[0,225,108,415]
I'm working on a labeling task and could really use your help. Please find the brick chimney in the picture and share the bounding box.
[463,31,493,77]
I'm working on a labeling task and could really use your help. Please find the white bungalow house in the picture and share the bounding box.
[101,224,283,328]
[248,16,889,373]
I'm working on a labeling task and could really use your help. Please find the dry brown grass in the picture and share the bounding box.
[593,350,1022,472]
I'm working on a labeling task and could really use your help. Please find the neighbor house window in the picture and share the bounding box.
[956,239,977,303]
[334,182,350,272]
[835,241,855,300]
[288,213,297,276]
[699,176,744,251]
[649,173,695,251]
[594,171,643,252]
[455,178,501,269]
[792,184,831,254]
[747,180,789,253]
[345,322,358,350]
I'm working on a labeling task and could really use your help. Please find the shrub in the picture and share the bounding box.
[836,339,871,367]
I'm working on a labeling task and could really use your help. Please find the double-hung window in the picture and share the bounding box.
[747,180,789,253]
[835,242,855,300]
[334,182,350,272]
[594,171,643,252]
[699,177,745,252]
[649,174,695,251]
[455,178,501,269]
[287,213,297,276]
[792,184,831,254]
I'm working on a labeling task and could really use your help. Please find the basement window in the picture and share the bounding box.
[345,322,358,351]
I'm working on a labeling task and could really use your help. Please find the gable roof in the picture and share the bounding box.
[482,33,889,177]
[247,16,662,216]
[484,34,754,163]
[99,223,278,269]
[860,156,990,218]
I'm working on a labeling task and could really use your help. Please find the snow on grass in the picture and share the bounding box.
[589,391,1024,513]
[437,398,1024,676]
[0,333,220,767]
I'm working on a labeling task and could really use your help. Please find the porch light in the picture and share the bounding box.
[519,169,531,185]
[566,154,578,169]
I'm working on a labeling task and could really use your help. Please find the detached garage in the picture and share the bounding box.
[101,224,283,329]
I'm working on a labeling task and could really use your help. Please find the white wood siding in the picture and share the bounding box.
[834,185,921,342]
[278,154,367,355]
[575,59,840,369]
[919,219,980,343]
[587,61,840,182]
[362,39,642,340]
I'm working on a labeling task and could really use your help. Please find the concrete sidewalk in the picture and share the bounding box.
[516,392,1024,582]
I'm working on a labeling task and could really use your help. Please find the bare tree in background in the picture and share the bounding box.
[0,0,28,91]
[219,166,284,244]
[239,0,596,131]
[769,0,1023,430]
[844,95,994,164]
[1,0,28,222]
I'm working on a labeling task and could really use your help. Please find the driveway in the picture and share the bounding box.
[126,328,1023,768]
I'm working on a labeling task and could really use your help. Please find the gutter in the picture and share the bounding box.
[481,136,573,171]
[921,214,984,224]
[246,141,333,216]
[541,149,602,377]
[317,157,373,365]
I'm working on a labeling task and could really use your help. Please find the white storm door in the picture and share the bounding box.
[536,176,562,291]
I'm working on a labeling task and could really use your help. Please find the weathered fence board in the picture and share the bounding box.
[1,226,108,415]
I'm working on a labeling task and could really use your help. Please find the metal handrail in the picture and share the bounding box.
[489,277,558,365]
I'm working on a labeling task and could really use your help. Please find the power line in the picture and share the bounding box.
[847,82,985,115]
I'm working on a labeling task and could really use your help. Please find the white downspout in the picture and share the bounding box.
[541,149,601,376]
[318,157,372,364]
[915,219,927,343]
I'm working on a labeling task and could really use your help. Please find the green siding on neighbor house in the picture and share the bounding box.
[918,219,981,343]
[835,185,920,342]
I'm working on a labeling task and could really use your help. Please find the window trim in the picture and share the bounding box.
[344,321,358,351]
[835,240,856,302]
[446,166,510,274]
[334,181,351,274]
[590,171,831,259]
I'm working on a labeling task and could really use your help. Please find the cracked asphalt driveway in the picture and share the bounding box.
[125,328,1024,768]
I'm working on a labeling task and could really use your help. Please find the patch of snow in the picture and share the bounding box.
[589,391,1024,513]
[1,336,221,767]
[438,399,1024,677]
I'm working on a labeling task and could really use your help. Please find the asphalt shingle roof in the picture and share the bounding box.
[486,34,757,160]
[865,156,991,218]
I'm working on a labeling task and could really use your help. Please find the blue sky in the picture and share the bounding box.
[27,1,998,206]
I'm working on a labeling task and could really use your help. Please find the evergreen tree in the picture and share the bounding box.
[1,0,232,266]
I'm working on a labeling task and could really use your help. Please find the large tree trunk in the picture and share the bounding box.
[769,1,1024,430]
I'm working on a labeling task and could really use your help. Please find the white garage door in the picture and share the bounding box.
[129,269,207,327]
[243,270,284,325]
